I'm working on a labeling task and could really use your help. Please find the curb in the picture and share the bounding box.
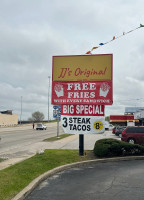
[11,155,144,200]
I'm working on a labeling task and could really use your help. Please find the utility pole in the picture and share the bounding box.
[48,76,51,122]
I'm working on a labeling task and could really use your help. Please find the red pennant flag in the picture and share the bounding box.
[86,51,91,54]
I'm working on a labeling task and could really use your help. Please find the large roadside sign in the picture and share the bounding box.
[61,105,105,134]
[52,54,113,105]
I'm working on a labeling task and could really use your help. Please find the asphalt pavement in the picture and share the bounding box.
[25,159,144,200]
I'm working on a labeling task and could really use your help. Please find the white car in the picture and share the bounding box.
[36,123,47,130]
[109,124,114,130]
[105,122,114,130]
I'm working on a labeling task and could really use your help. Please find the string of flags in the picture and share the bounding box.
[86,24,144,54]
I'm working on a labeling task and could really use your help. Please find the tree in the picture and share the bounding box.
[105,116,110,122]
[28,111,45,122]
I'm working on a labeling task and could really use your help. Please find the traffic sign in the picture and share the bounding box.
[53,110,57,118]
[53,105,58,110]
[53,105,61,110]
[53,109,61,119]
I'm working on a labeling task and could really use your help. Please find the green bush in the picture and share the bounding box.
[93,139,144,158]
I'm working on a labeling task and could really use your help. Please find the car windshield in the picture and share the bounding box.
[37,124,42,127]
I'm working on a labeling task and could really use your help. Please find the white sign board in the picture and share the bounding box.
[61,116,105,134]
[61,105,105,134]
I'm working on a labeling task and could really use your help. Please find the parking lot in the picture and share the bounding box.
[25,159,144,200]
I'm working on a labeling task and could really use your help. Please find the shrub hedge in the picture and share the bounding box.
[93,139,144,158]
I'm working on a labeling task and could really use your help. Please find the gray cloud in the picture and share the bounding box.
[0,0,144,119]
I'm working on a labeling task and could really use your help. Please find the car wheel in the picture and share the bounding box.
[128,138,135,144]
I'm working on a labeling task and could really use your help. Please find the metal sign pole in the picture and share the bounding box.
[48,76,51,122]
[57,109,60,138]
[79,134,84,156]
[53,105,61,138]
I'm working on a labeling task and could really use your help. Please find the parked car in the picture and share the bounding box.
[109,124,114,130]
[121,126,144,144]
[104,121,110,130]
[115,126,126,137]
[112,126,120,134]
[36,123,47,130]
[105,121,114,130]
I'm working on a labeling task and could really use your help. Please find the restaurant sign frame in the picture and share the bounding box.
[52,54,113,105]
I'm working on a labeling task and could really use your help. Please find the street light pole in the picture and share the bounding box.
[48,76,51,122]
[20,96,22,124]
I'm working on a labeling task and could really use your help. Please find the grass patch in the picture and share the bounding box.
[43,134,73,141]
[0,149,93,200]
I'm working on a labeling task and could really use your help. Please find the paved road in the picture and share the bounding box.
[25,159,144,200]
[0,123,65,168]
[0,124,119,169]
[0,123,63,157]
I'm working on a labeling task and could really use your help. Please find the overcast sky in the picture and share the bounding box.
[0,0,144,120]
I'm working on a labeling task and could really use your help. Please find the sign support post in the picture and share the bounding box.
[57,109,60,138]
[57,118,59,138]
[79,134,84,156]
[53,105,61,138]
